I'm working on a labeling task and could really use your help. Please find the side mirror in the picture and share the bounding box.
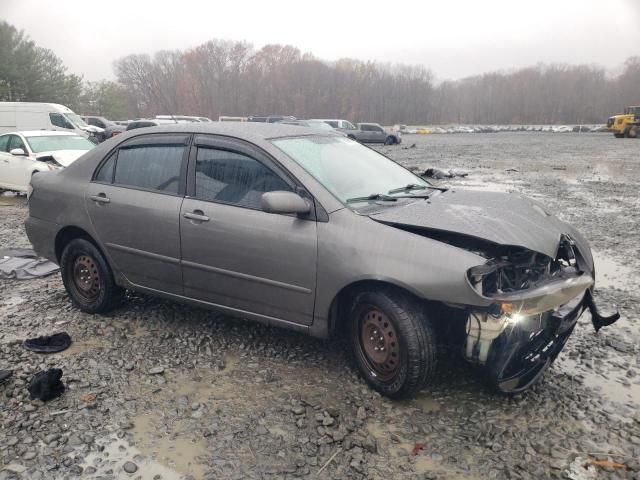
[261,191,311,215]
[10,148,26,156]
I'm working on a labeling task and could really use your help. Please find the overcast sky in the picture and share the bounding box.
[3,0,640,82]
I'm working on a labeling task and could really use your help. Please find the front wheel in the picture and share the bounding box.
[384,136,396,145]
[60,238,123,313]
[349,288,437,399]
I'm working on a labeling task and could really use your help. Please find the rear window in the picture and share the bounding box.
[112,145,184,193]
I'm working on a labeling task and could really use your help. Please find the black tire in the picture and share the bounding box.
[347,134,356,141]
[348,287,437,399]
[614,133,624,138]
[628,126,638,138]
[60,238,123,313]
[384,136,396,145]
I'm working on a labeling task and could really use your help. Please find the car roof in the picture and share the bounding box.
[2,130,81,137]
[115,122,340,143]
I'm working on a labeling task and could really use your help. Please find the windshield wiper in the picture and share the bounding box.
[347,193,398,203]
[388,183,448,194]
[346,192,436,204]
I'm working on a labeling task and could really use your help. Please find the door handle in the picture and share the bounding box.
[90,194,110,204]
[183,210,209,222]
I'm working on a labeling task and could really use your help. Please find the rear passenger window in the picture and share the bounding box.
[195,147,291,209]
[114,145,184,193]
[95,155,115,183]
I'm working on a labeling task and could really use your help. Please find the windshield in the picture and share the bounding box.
[26,135,95,153]
[272,136,429,205]
[65,112,88,128]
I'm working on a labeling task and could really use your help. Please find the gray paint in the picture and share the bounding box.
[370,189,570,258]
[25,123,594,339]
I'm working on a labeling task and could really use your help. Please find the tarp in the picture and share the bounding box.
[0,248,59,280]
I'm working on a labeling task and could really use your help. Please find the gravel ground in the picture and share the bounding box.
[1,132,639,480]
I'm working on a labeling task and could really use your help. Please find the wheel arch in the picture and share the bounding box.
[54,225,101,263]
[327,278,428,337]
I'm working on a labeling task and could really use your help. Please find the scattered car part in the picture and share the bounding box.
[28,368,65,401]
[0,369,12,385]
[23,332,72,353]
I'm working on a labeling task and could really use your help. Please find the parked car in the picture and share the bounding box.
[0,131,94,192]
[278,119,337,131]
[25,123,618,398]
[0,102,103,141]
[155,115,213,123]
[312,119,357,130]
[81,116,126,141]
[125,119,186,131]
[248,115,296,123]
[347,123,402,145]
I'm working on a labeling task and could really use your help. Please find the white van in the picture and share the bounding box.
[0,102,103,138]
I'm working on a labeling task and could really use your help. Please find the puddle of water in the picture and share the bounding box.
[411,394,442,413]
[131,414,208,478]
[50,338,102,358]
[556,354,640,412]
[592,251,636,291]
[81,434,189,480]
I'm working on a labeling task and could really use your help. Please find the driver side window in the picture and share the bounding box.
[0,135,9,152]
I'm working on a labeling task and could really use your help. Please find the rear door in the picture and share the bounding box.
[86,134,189,294]
[179,135,317,325]
[372,125,386,143]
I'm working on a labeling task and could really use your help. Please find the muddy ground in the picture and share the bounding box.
[0,132,639,480]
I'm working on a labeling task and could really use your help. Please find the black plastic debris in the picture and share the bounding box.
[0,369,12,385]
[28,368,65,401]
[422,168,469,179]
[23,332,72,353]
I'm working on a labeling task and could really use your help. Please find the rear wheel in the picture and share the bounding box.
[349,288,437,398]
[384,136,396,145]
[60,238,123,313]
[628,126,638,138]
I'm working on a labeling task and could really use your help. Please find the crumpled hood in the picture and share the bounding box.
[369,189,571,258]
[35,150,87,167]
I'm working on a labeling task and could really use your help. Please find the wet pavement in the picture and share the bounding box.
[0,132,639,479]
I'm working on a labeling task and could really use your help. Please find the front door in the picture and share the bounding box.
[180,136,317,325]
[86,134,189,294]
[0,134,32,190]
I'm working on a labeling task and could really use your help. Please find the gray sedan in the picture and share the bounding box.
[25,123,618,398]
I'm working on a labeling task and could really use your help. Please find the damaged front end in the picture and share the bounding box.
[463,235,619,393]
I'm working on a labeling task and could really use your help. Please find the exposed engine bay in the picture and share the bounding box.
[460,235,619,393]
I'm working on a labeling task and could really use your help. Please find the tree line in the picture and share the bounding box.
[1,21,638,124]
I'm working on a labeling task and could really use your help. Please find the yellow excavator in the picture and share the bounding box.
[607,106,640,138]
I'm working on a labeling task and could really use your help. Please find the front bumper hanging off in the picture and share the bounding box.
[465,286,620,394]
